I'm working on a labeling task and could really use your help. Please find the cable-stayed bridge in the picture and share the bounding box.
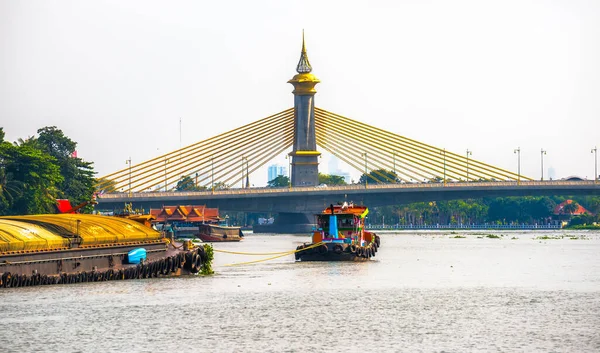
[96,35,599,231]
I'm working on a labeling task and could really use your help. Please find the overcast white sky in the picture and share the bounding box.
[1,0,599,186]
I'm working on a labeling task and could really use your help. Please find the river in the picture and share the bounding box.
[1,230,599,352]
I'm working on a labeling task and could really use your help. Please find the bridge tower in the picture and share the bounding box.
[288,33,321,186]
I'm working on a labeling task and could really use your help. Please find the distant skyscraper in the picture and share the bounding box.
[548,167,556,181]
[335,171,352,184]
[268,164,287,182]
[328,156,352,183]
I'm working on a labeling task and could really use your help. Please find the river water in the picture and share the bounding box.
[1,230,599,353]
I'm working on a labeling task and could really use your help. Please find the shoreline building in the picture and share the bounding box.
[267,164,287,183]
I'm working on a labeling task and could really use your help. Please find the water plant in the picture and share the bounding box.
[200,244,214,275]
[486,234,501,239]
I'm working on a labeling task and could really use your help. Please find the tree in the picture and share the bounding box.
[212,181,230,190]
[176,175,206,191]
[35,126,96,212]
[358,169,399,185]
[318,173,346,186]
[562,201,580,215]
[267,175,290,187]
[0,142,63,214]
[0,139,24,214]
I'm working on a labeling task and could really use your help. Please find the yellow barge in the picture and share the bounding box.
[0,214,209,288]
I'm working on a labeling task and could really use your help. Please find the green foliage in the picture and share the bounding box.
[561,201,580,214]
[267,175,290,187]
[212,181,230,190]
[318,173,346,185]
[35,126,96,213]
[568,214,597,226]
[0,141,63,214]
[176,175,206,191]
[368,196,575,226]
[0,127,96,215]
[359,169,399,184]
[200,244,214,275]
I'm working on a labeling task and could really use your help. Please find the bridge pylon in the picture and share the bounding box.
[287,32,321,187]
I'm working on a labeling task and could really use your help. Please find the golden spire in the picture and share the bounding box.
[296,30,312,74]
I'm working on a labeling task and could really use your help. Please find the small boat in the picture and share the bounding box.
[149,205,243,242]
[196,223,244,242]
[296,203,380,261]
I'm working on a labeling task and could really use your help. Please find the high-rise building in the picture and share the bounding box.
[328,156,352,183]
[268,164,287,182]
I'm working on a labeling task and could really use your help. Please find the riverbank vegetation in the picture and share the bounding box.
[363,196,600,228]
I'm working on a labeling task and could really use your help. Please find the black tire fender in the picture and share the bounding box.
[318,244,328,254]
[333,244,343,254]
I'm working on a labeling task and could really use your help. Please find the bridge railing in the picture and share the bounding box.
[98,180,597,199]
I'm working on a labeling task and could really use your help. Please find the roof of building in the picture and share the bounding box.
[150,205,221,223]
[553,200,593,215]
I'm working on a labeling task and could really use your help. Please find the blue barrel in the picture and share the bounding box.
[126,248,147,264]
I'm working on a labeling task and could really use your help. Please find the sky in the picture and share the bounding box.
[1,0,599,186]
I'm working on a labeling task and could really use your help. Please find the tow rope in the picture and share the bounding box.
[218,242,324,267]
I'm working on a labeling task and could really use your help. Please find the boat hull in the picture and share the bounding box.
[196,224,243,242]
[0,240,208,288]
[295,241,379,262]
[197,233,242,242]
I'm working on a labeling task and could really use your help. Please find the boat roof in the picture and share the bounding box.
[318,204,369,218]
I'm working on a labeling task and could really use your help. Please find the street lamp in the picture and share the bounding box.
[361,152,368,188]
[592,146,598,183]
[246,158,249,189]
[466,149,472,182]
[540,149,546,181]
[440,148,446,186]
[285,154,292,188]
[514,147,521,184]
[126,157,132,196]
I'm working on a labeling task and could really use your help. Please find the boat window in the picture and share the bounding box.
[340,217,353,227]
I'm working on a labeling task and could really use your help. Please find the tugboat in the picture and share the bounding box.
[296,203,381,261]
